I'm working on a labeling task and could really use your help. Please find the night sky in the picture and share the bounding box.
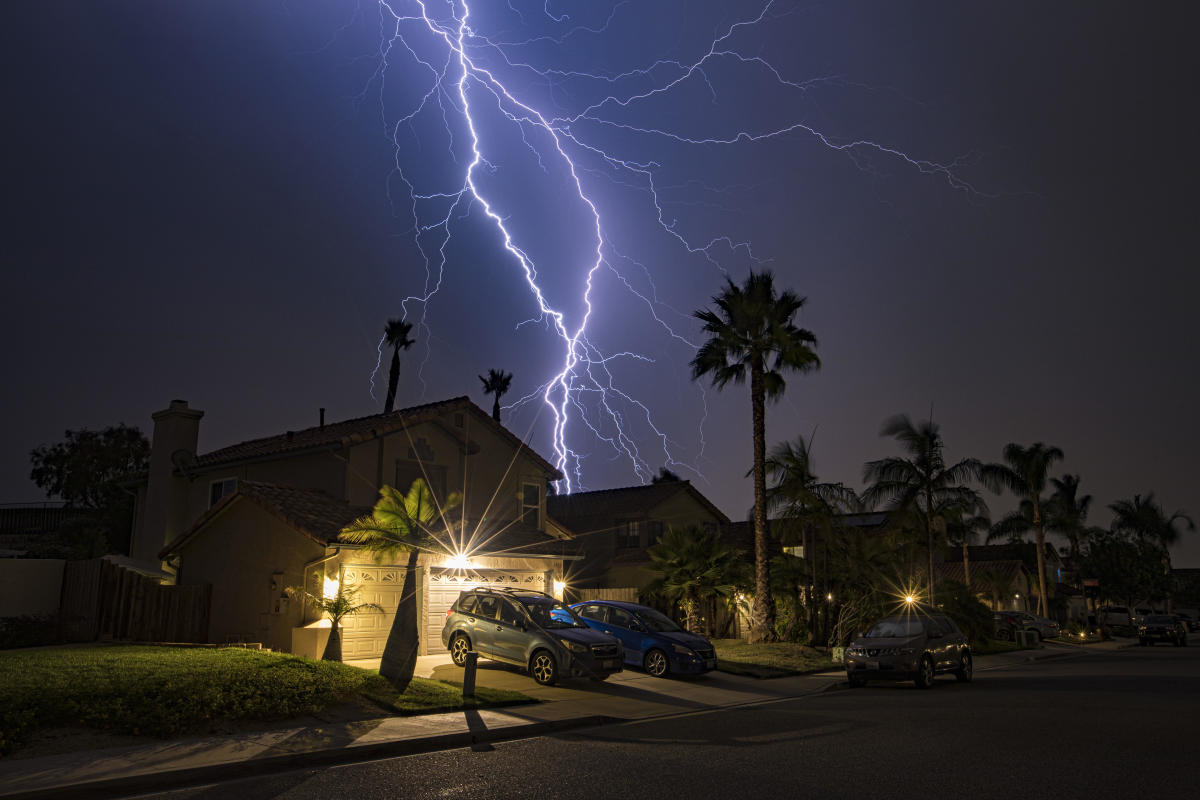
[4,2,1198,565]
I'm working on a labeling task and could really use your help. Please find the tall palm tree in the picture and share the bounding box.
[1045,475,1094,562]
[287,574,382,662]
[478,368,513,422]
[980,442,1064,616]
[644,525,748,635]
[340,478,461,692]
[383,319,415,414]
[763,434,859,636]
[862,414,982,604]
[1108,492,1194,551]
[691,270,819,642]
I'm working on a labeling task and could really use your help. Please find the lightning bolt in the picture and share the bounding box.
[353,0,981,494]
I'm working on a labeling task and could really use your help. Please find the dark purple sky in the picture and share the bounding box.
[4,2,1198,565]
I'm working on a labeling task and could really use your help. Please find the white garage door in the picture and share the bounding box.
[425,569,546,654]
[339,564,407,661]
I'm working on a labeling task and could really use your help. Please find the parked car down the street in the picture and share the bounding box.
[1001,610,1060,640]
[844,610,972,689]
[992,611,1023,641]
[441,587,623,686]
[1137,615,1189,647]
[571,600,718,677]
[1174,612,1196,633]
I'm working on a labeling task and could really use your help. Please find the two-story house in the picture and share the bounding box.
[129,397,578,659]
[546,481,730,593]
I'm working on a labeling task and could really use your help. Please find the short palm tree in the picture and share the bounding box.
[1108,493,1194,551]
[972,566,1016,612]
[644,525,748,636]
[691,270,819,642]
[383,318,415,414]
[340,478,461,692]
[939,497,990,591]
[862,414,982,604]
[478,368,513,422]
[287,574,382,662]
[980,442,1064,616]
[1045,475,1095,562]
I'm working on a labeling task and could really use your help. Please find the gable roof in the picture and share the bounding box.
[546,481,729,530]
[186,397,561,480]
[159,481,369,558]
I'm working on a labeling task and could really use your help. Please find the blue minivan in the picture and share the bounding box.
[571,600,717,677]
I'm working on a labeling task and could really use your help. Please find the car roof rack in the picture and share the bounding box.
[470,586,555,600]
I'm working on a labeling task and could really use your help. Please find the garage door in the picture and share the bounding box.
[339,564,407,661]
[425,569,545,654]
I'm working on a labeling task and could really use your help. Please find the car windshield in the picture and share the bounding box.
[519,598,586,629]
[865,617,926,638]
[638,608,682,633]
[1145,615,1176,624]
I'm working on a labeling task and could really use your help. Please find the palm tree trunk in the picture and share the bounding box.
[384,348,401,414]
[1034,507,1048,616]
[379,549,420,692]
[321,618,343,662]
[925,489,936,604]
[492,394,501,422]
[962,539,971,591]
[749,367,777,642]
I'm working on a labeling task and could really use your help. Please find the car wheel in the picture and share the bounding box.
[914,656,935,689]
[1029,629,1040,643]
[449,633,471,667]
[530,650,558,685]
[997,628,1012,642]
[643,648,670,677]
[847,673,866,688]
[955,651,973,683]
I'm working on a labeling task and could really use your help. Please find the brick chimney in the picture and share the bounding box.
[130,400,204,566]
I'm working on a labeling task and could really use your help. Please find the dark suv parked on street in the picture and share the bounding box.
[845,610,972,689]
[441,588,623,685]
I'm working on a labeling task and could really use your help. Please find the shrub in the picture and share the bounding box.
[934,580,994,642]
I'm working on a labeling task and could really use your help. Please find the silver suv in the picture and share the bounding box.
[441,588,623,685]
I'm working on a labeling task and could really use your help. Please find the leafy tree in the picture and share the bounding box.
[29,424,150,555]
[340,479,461,691]
[691,270,819,642]
[862,414,982,604]
[383,318,415,414]
[478,368,513,423]
[770,553,810,642]
[1083,529,1170,607]
[933,579,994,642]
[980,442,1064,616]
[763,434,859,635]
[644,525,748,636]
[286,574,382,662]
[827,529,904,647]
[651,467,682,483]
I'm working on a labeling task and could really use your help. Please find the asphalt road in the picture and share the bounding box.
[151,643,1200,800]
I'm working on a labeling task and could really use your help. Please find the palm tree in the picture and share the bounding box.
[940,498,990,592]
[643,525,748,636]
[383,318,415,414]
[340,478,461,692]
[691,270,819,642]
[478,368,513,422]
[973,566,1016,613]
[862,414,982,605]
[763,434,859,636]
[1108,492,1194,551]
[287,573,383,662]
[651,467,682,483]
[1045,475,1095,562]
[980,442,1064,616]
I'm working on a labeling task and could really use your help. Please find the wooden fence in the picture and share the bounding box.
[588,587,639,603]
[59,558,210,643]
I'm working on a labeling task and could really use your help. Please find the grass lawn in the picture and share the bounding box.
[711,639,836,678]
[0,645,531,757]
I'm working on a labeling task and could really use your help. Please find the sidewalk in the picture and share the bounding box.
[0,642,1107,800]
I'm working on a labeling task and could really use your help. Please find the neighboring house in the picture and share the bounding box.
[132,397,579,658]
[546,481,730,593]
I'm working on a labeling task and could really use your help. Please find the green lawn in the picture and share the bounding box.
[0,645,531,756]
[711,639,836,678]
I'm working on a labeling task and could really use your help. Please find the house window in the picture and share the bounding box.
[396,460,446,504]
[783,545,805,558]
[647,521,664,544]
[209,478,237,508]
[618,520,642,549]
[521,482,541,525]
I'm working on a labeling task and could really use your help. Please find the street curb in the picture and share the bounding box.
[0,715,616,800]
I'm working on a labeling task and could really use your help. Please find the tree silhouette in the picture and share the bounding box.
[478,368,513,422]
[383,319,415,414]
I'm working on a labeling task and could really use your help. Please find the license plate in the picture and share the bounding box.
[601,660,617,670]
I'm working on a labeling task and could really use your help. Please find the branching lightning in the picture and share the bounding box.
[353,0,980,494]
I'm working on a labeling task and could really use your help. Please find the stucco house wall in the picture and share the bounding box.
[175,501,323,651]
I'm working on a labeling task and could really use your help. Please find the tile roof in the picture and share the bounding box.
[160,481,370,557]
[546,481,729,529]
[932,559,1027,587]
[188,396,561,479]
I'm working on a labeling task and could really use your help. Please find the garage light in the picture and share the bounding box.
[445,552,473,570]
[323,576,339,600]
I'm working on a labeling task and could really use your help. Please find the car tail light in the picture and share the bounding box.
[446,607,454,618]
